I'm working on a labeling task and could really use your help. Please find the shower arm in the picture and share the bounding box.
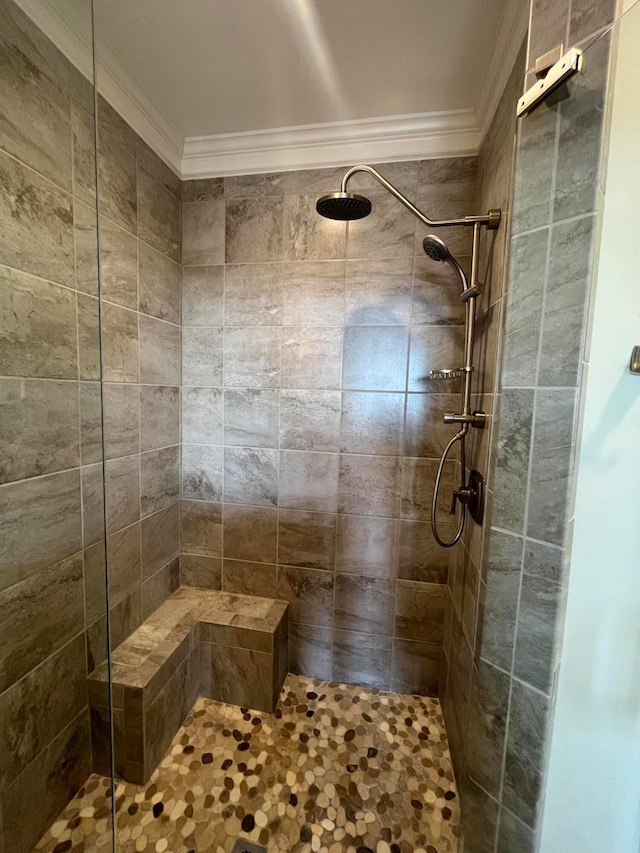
[340,165,501,230]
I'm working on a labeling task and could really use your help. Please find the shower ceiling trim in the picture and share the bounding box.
[14,0,527,178]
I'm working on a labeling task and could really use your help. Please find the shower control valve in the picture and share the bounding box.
[443,411,486,428]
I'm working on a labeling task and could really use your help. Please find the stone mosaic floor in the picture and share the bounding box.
[34,675,459,853]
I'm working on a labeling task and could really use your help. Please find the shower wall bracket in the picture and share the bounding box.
[517,47,582,117]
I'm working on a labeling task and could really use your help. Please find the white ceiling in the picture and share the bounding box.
[18,0,528,175]
[94,0,513,137]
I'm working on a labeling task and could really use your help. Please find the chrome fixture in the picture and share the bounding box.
[423,227,486,547]
[316,164,501,230]
[316,164,501,549]
[630,345,640,374]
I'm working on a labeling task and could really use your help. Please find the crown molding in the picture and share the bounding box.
[181,109,481,178]
[13,0,183,173]
[14,0,529,179]
[475,0,530,141]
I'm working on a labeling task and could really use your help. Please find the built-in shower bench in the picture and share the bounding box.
[87,586,289,784]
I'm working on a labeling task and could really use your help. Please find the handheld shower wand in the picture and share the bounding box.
[316,164,499,548]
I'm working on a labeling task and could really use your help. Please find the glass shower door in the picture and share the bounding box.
[0,1,116,851]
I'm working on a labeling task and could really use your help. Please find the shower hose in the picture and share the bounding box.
[431,424,469,548]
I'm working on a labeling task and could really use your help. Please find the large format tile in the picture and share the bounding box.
[347,192,415,260]
[391,638,441,697]
[0,552,83,692]
[98,129,136,233]
[182,177,223,202]
[0,378,79,483]
[553,35,608,222]
[81,463,106,546]
[281,389,341,452]
[539,216,594,387]
[503,680,551,826]
[335,514,399,578]
[277,509,336,571]
[221,558,277,598]
[182,265,223,326]
[182,444,223,502]
[226,197,284,263]
[0,468,81,591]
[526,388,577,546]
[223,446,278,507]
[181,500,223,557]
[1,710,91,853]
[491,389,535,535]
[0,265,77,379]
[222,504,276,563]
[477,528,523,671]
[342,325,409,392]
[511,103,557,235]
[284,195,345,261]
[345,258,412,325]
[395,580,446,643]
[496,808,536,853]
[397,518,450,584]
[142,558,179,620]
[73,199,99,296]
[501,230,547,388]
[140,385,180,451]
[401,457,454,522]
[77,293,101,380]
[225,172,285,198]
[103,382,139,460]
[466,660,510,798]
[404,392,459,458]
[182,198,224,266]
[105,454,139,534]
[223,389,279,448]
[279,450,339,512]
[277,565,334,627]
[412,254,466,326]
[140,315,181,385]
[338,453,402,518]
[0,149,73,286]
[334,574,394,636]
[281,327,342,389]
[513,571,562,694]
[98,215,137,310]
[0,35,72,189]
[140,445,179,516]
[408,326,465,392]
[340,391,404,455]
[138,168,181,261]
[107,522,141,604]
[101,301,139,383]
[224,326,281,389]
[0,633,86,788]
[332,629,392,690]
[225,262,283,326]
[288,623,332,680]
[180,554,221,590]
[139,240,181,324]
[282,260,345,325]
[141,503,180,579]
[182,386,223,444]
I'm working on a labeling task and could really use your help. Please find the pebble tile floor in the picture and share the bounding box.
[34,675,460,853]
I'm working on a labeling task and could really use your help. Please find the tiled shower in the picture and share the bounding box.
[0,0,627,851]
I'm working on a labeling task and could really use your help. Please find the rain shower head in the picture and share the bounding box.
[316,192,372,221]
[422,234,450,263]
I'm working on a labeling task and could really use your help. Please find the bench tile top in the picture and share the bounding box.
[89,587,288,689]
